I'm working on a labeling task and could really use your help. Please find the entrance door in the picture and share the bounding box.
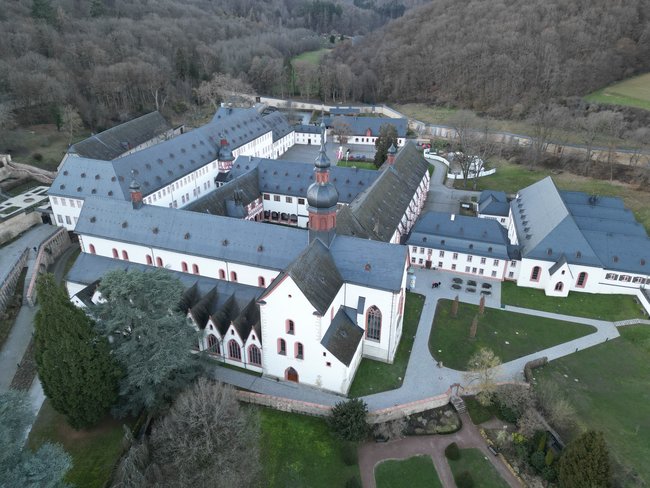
[425,260,432,269]
[286,367,299,383]
[307,138,311,145]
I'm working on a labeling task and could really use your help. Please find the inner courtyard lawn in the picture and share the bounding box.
[348,293,425,397]
[501,281,644,322]
[336,159,377,170]
[447,448,509,488]
[535,325,650,485]
[375,455,443,488]
[259,408,360,488]
[28,400,127,488]
[429,300,595,370]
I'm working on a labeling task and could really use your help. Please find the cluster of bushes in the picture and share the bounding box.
[518,431,559,483]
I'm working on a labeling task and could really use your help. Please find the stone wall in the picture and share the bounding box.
[0,212,42,245]
[367,391,451,424]
[26,228,71,305]
[0,248,28,316]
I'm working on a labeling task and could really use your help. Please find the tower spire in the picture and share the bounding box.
[306,122,338,246]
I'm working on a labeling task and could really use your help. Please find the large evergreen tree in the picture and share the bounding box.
[92,268,201,417]
[34,274,120,430]
[0,389,71,488]
[558,430,610,488]
[373,123,398,168]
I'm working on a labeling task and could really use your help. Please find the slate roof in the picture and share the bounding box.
[329,107,361,115]
[75,197,407,292]
[323,115,408,137]
[294,124,321,134]
[337,142,429,241]
[68,253,262,339]
[321,306,364,367]
[70,112,172,161]
[52,106,291,202]
[187,156,380,216]
[407,211,511,260]
[478,190,509,217]
[512,177,650,273]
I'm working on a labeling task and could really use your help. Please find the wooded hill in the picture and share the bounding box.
[330,0,650,116]
[0,0,411,129]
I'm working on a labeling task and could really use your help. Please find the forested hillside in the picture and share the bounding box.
[330,0,650,115]
[0,0,411,129]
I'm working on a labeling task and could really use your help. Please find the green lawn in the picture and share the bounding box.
[259,408,360,488]
[28,400,127,488]
[447,448,509,488]
[535,326,650,485]
[348,292,425,397]
[336,159,377,170]
[464,395,498,425]
[585,73,650,111]
[7,179,42,196]
[429,300,595,370]
[375,455,443,488]
[292,48,331,65]
[501,281,644,321]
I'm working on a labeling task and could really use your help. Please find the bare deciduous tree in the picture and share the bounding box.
[195,74,254,110]
[464,347,501,406]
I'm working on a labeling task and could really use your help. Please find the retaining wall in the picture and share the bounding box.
[0,212,42,245]
[26,228,71,305]
[0,248,29,316]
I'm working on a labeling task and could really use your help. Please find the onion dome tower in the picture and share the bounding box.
[217,134,235,172]
[129,171,143,209]
[307,122,338,246]
[387,143,397,165]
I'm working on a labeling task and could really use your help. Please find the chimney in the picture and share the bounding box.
[129,174,143,209]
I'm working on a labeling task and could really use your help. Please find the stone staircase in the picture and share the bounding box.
[450,395,466,414]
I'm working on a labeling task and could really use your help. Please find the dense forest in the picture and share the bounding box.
[0,0,415,129]
[330,0,650,116]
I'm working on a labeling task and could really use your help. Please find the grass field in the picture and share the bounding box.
[1,124,90,171]
[585,73,650,111]
[501,281,644,321]
[429,300,594,370]
[464,395,499,425]
[292,48,331,65]
[348,293,425,397]
[336,159,377,170]
[28,400,127,488]
[447,448,509,488]
[535,326,650,485]
[260,408,360,488]
[458,159,650,231]
[375,455,443,488]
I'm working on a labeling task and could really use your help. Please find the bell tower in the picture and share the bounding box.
[307,122,338,246]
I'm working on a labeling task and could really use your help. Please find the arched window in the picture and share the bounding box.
[181,261,188,273]
[207,334,220,355]
[146,254,153,265]
[258,276,266,287]
[231,271,238,282]
[530,266,541,282]
[228,340,241,361]
[219,269,226,280]
[122,250,129,261]
[112,248,118,258]
[554,282,564,292]
[576,272,588,288]
[192,264,199,275]
[89,244,96,255]
[156,257,163,267]
[278,338,286,355]
[286,320,295,335]
[248,345,262,366]
[295,342,304,359]
[366,306,382,341]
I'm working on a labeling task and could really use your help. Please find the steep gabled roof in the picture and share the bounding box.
[321,306,364,366]
[187,168,260,216]
[478,190,509,216]
[338,142,429,242]
[70,112,172,161]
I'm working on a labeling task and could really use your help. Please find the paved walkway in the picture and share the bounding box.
[358,412,521,488]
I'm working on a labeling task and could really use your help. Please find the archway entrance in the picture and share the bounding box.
[285,367,299,383]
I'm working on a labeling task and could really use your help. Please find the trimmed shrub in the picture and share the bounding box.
[445,442,460,460]
[345,476,361,488]
[455,470,474,488]
[341,442,358,466]
[329,399,369,442]
[496,402,518,423]
[545,449,555,466]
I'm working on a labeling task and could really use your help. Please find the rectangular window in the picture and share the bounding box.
[412,246,417,253]
[76,200,82,208]
[264,194,270,200]
[491,270,497,277]
[61,199,66,206]
[69,199,75,206]
[273,195,280,202]
[65,216,71,225]
[420,247,425,253]
[411,257,416,263]
[56,214,63,223]
[298,198,305,205]
[493,260,499,266]
[508,272,514,278]
[52,197,59,204]
[439,251,444,257]
[472,267,477,273]
[451,264,456,270]
[453,253,458,260]
[286,196,292,203]
[418,258,423,264]
[465,266,470,272]
[467,255,473,263]
[510,261,517,267]
[438,262,443,268]
[479,269,484,275]
[480,257,486,264]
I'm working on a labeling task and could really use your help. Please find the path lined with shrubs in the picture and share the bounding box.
[358,412,521,488]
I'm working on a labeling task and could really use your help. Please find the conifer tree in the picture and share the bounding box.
[373,124,398,168]
[558,431,610,488]
[92,268,201,417]
[35,274,120,430]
